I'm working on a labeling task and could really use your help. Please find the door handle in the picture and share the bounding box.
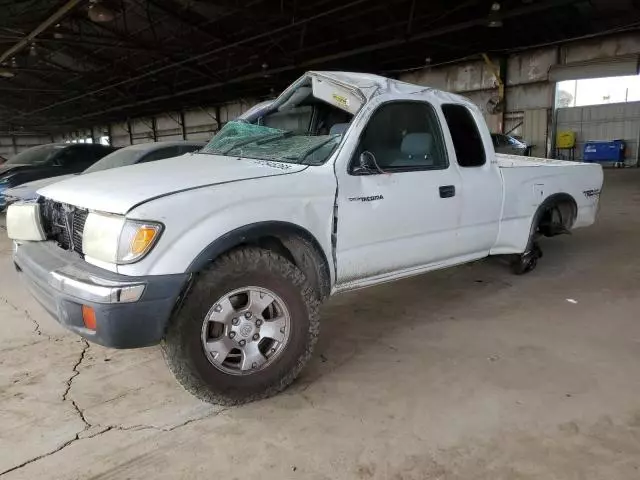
[439,185,456,198]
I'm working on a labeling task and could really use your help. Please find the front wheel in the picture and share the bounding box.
[162,247,320,405]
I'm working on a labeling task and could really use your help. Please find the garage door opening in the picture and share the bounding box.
[552,65,640,165]
[556,74,640,108]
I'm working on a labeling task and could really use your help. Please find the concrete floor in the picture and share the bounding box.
[1,169,640,479]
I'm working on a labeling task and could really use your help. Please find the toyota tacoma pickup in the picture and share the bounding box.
[6,72,603,405]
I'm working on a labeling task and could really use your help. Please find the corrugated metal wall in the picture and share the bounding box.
[0,134,52,158]
[556,101,640,165]
[54,99,259,147]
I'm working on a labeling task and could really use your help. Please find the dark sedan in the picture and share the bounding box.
[0,143,115,209]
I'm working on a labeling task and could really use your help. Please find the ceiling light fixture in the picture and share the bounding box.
[0,69,15,78]
[487,2,503,28]
[88,0,115,23]
[53,23,64,39]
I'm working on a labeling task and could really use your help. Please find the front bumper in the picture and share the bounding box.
[14,241,188,348]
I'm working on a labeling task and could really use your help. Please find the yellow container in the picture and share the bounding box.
[556,130,576,149]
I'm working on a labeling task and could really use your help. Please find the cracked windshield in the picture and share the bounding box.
[201,120,340,165]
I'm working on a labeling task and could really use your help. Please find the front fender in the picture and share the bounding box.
[117,168,336,282]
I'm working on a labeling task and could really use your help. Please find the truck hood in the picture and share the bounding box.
[38,153,307,215]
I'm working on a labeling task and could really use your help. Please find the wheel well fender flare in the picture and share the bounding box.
[186,221,332,299]
[527,192,577,245]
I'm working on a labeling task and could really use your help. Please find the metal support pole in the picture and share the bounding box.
[151,116,158,142]
[634,122,640,167]
[180,111,187,140]
[127,119,133,145]
[548,45,562,159]
[215,106,222,132]
[499,57,507,134]
[107,124,112,146]
[11,134,17,154]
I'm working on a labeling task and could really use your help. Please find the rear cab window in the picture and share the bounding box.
[441,104,486,167]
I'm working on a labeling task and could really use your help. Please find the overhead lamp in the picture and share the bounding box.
[88,0,115,23]
[29,43,37,57]
[0,69,15,78]
[487,2,503,28]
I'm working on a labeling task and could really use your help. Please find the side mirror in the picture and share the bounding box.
[353,151,378,175]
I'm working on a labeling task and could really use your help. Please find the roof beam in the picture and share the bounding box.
[49,0,585,125]
[15,0,373,120]
[0,0,86,65]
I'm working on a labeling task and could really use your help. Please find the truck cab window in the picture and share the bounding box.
[353,101,448,173]
[442,104,486,167]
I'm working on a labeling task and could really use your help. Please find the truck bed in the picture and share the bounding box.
[491,153,603,256]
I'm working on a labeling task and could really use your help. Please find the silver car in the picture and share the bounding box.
[491,133,528,156]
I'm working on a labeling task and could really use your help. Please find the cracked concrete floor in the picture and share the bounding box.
[1,169,640,479]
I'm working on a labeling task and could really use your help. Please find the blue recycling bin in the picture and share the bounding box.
[583,140,625,163]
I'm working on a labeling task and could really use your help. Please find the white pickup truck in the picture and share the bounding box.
[7,72,603,405]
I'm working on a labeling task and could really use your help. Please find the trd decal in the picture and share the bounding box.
[583,189,601,198]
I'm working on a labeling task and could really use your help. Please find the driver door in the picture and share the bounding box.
[334,100,462,286]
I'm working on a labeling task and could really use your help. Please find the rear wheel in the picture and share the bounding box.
[510,242,542,275]
[162,247,319,405]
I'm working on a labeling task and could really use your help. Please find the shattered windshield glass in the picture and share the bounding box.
[201,121,340,165]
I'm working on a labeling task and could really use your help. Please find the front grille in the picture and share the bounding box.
[72,210,88,254]
[40,198,87,255]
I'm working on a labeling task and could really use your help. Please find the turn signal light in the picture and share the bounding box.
[82,305,97,330]
[131,226,159,255]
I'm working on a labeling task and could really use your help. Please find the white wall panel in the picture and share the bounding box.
[506,83,553,111]
[563,32,640,64]
[506,47,556,85]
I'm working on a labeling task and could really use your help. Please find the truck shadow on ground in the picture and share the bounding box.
[293,253,529,390]
[291,222,625,393]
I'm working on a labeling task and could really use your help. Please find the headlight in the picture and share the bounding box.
[82,212,162,264]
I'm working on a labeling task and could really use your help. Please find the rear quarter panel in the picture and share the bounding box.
[492,159,603,255]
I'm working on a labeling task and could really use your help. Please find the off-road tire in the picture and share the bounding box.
[510,243,542,275]
[162,247,320,405]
